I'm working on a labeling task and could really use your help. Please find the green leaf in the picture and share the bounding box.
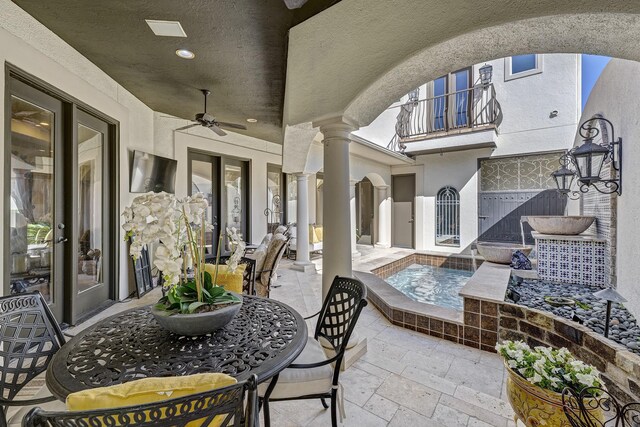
[188,301,208,313]
[203,271,213,289]
[181,302,190,314]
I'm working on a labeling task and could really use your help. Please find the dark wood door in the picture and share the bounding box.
[392,174,415,248]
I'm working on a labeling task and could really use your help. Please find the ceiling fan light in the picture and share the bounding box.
[175,49,195,59]
[246,118,258,123]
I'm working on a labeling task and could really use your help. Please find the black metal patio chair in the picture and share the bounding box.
[259,275,368,427]
[23,374,258,427]
[562,386,640,426]
[0,292,65,427]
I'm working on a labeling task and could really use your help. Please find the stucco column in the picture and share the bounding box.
[350,179,361,258]
[317,118,356,296]
[292,173,315,272]
[375,185,391,248]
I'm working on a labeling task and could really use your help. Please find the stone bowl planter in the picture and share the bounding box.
[476,242,533,265]
[505,364,604,427]
[150,293,242,336]
[526,216,595,236]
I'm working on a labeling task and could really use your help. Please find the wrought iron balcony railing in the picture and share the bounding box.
[387,84,501,152]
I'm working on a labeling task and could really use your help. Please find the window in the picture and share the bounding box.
[266,164,283,230]
[436,186,460,247]
[505,54,543,80]
[286,174,297,223]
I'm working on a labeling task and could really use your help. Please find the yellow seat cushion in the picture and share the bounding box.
[314,226,323,242]
[309,225,322,243]
[203,263,246,294]
[66,373,237,427]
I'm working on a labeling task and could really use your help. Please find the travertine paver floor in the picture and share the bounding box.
[267,247,517,427]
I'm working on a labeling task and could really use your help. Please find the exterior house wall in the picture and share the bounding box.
[574,58,640,320]
[358,54,580,254]
[0,0,155,299]
[407,148,493,253]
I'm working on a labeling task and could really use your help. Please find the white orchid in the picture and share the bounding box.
[122,191,213,289]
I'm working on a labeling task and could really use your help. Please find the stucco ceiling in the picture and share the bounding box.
[11,0,339,144]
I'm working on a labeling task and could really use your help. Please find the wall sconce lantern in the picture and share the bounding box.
[479,63,493,86]
[551,116,622,196]
[551,154,579,200]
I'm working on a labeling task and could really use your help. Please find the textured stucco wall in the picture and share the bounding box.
[283,2,640,177]
[354,53,580,153]
[576,59,640,319]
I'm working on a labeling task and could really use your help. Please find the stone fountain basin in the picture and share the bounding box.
[526,216,595,236]
[476,242,533,265]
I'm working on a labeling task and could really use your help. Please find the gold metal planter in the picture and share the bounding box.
[505,365,604,426]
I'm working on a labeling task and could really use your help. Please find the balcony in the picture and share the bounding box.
[388,84,502,154]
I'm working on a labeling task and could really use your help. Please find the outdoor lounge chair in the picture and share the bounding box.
[259,276,368,427]
[23,374,259,427]
[0,292,66,427]
[254,234,288,298]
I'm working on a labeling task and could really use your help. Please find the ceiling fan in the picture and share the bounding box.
[175,89,247,136]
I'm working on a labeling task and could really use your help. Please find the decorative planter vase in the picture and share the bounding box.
[505,364,604,427]
[150,293,242,336]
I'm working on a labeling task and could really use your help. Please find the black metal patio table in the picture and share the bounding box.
[46,296,307,400]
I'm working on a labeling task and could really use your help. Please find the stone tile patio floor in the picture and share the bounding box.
[265,247,517,427]
[49,246,518,427]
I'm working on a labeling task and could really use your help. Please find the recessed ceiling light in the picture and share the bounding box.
[39,122,49,126]
[246,118,258,123]
[175,49,195,59]
[145,20,187,37]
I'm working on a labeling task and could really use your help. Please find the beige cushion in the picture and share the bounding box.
[249,243,268,273]
[260,233,273,247]
[259,337,333,399]
[257,234,287,296]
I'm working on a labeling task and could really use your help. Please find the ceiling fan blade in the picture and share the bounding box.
[217,122,247,130]
[210,125,227,136]
[175,123,200,131]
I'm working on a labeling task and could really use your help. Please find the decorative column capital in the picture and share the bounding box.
[295,173,311,181]
[375,185,390,190]
[314,116,358,147]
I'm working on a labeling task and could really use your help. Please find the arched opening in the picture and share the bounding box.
[355,177,374,244]
[436,186,460,247]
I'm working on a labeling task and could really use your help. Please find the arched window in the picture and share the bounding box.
[436,186,460,246]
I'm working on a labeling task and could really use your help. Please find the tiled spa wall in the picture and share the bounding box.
[369,254,483,346]
[371,253,480,279]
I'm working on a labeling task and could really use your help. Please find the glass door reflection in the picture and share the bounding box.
[9,90,63,319]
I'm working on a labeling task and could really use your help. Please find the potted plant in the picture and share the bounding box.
[496,340,605,426]
[122,192,243,336]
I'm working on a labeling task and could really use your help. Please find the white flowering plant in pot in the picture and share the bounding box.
[122,192,242,315]
[496,340,603,396]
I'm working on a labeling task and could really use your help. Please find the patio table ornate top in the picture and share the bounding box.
[46,296,307,400]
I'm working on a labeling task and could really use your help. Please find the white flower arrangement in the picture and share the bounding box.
[122,192,243,314]
[496,340,603,395]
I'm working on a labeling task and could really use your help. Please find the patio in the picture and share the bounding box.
[28,246,512,427]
